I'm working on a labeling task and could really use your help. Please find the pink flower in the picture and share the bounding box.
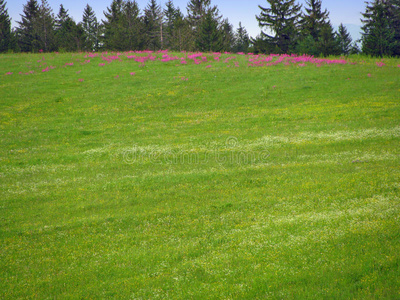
[115,75,119,79]
[39,49,43,53]
[65,63,74,66]
[367,73,372,77]
[376,62,385,67]
[78,79,84,82]
[130,72,135,76]
[180,60,187,64]
[76,71,81,74]
[5,72,13,75]
[206,65,212,68]
[42,67,49,72]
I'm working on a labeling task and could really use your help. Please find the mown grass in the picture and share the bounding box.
[1,51,400,299]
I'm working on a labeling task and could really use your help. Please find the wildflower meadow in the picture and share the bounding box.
[1,51,400,299]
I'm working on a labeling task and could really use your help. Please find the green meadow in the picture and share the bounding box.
[1,52,400,299]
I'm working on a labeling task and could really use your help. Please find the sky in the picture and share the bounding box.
[7,0,366,40]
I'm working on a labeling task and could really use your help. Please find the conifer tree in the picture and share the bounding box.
[82,4,99,51]
[361,0,399,57]
[35,0,55,52]
[143,0,163,50]
[164,0,183,49]
[220,18,235,52]
[301,0,329,40]
[55,5,75,51]
[234,22,250,53]
[316,21,339,56]
[121,0,143,50]
[0,0,13,52]
[196,8,222,52]
[103,0,124,50]
[16,0,40,52]
[337,23,352,55]
[256,0,302,53]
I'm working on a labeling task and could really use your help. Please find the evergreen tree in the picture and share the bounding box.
[16,0,40,52]
[103,0,124,50]
[170,12,191,51]
[0,0,13,52]
[301,0,329,40]
[55,5,78,51]
[82,4,99,51]
[196,8,222,52]
[35,0,55,52]
[220,18,235,52]
[164,0,183,49]
[256,0,302,53]
[361,0,399,57]
[316,21,339,56]
[143,0,163,50]
[337,23,352,55]
[120,0,143,50]
[234,22,250,53]
[187,0,216,30]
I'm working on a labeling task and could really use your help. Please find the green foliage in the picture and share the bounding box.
[337,23,352,55]
[317,21,340,56]
[81,4,99,51]
[143,0,163,50]
[196,9,222,52]
[296,34,319,56]
[234,22,250,53]
[300,0,330,40]
[16,0,40,52]
[0,0,12,53]
[55,5,84,52]
[35,0,56,52]
[256,0,302,53]
[220,18,235,52]
[361,0,400,57]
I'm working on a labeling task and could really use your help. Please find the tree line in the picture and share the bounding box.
[0,0,399,57]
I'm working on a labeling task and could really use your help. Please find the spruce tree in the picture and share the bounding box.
[55,5,71,51]
[35,0,55,52]
[82,4,99,51]
[316,21,339,56]
[220,18,235,52]
[337,23,352,55]
[256,0,302,53]
[361,0,399,57]
[103,0,124,50]
[301,0,329,40]
[234,22,250,53]
[196,8,222,52]
[143,0,163,50]
[121,0,143,50]
[0,0,12,52]
[187,0,215,30]
[16,0,40,52]
[164,0,183,49]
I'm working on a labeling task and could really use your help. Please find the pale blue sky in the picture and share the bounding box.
[7,0,366,40]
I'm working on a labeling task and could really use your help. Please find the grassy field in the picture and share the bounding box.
[1,51,400,299]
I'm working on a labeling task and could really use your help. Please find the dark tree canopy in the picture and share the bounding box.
[256,0,302,53]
